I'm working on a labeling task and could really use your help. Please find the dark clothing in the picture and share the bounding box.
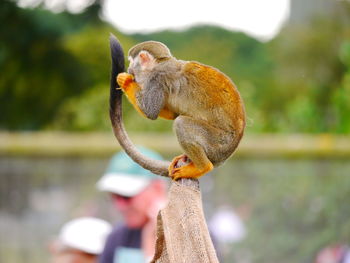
[99,224,144,263]
[99,224,221,263]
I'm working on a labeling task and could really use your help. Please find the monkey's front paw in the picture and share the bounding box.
[117,73,134,90]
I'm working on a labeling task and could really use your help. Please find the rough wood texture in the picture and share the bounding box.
[151,178,219,263]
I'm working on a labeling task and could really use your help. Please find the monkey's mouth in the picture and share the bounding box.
[127,68,134,75]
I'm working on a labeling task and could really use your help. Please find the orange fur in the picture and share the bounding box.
[183,62,245,131]
[118,43,245,180]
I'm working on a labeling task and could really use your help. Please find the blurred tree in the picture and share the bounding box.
[0,0,81,129]
[0,0,103,130]
[333,40,350,132]
[265,0,350,133]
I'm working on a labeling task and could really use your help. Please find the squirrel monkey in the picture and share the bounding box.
[114,40,245,180]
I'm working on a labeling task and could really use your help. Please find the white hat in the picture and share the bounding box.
[59,217,112,255]
[97,172,153,197]
[96,148,164,197]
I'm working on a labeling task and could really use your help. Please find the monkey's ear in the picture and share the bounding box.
[138,51,155,69]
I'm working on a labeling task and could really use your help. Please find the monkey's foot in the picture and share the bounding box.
[116,73,135,91]
[168,155,214,180]
[168,154,191,171]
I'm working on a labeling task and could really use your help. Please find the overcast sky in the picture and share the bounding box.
[103,0,290,41]
[18,0,291,41]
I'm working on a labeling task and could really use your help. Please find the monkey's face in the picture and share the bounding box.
[128,51,156,83]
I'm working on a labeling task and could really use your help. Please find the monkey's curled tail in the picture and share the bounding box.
[109,34,170,177]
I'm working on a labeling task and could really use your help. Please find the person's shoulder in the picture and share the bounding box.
[105,223,142,249]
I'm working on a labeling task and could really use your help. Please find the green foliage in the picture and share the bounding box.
[62,26,134,84]
[263,2,350,133]
[331,40,350,132]
[0,0,88,129]
[48,84,110,131]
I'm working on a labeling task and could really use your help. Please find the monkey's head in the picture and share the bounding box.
[127,41,172,82]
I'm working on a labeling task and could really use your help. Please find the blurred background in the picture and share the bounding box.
[1,0,350,262]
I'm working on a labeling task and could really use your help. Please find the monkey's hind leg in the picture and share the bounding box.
[169,116,227,180]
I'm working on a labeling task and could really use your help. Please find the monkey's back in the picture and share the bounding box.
[175,61,245,133]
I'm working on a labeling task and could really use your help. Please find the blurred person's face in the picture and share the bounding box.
[111,180,165,228]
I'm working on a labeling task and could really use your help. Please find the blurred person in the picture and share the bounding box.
[314,244,350,263]
[209,206,246,244]
[50,217,112,263]
[209,206,247,262]
[96,148,167,263]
